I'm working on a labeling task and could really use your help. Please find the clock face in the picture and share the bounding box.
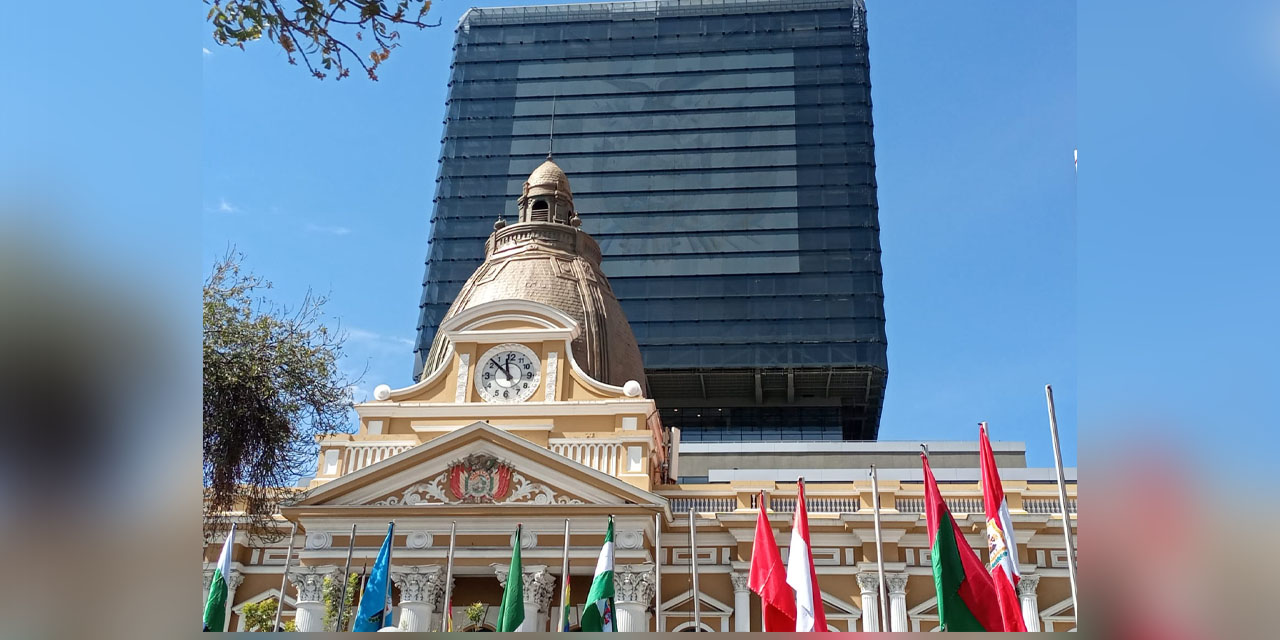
[475,344,541,403]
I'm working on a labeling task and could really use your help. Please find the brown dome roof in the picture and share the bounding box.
[423,162,645,391]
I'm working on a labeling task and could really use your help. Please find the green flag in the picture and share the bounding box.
[579,517,616,632]
[202,523,235,632]
[497,525,526,632]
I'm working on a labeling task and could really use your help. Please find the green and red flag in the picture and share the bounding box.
[922,452,1004,631]
[981,424,1027,631]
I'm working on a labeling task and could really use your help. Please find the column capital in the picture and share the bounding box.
[203,565,244,591]
[886,573,909,595]
[287,565,340,602]
[855,572,881,595]
[1016,573,1041,598]
[729,570,750,594]
[493,564,556,611]
[390,565,445,604]
[616,565,656,604]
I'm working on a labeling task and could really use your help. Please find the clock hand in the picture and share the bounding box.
[489,358,510,381]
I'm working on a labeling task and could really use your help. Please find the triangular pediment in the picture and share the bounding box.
[291,422,666,512]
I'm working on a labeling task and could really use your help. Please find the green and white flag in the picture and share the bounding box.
[579,517,616,632]
[497,525,526,632]
[202,523,236,632]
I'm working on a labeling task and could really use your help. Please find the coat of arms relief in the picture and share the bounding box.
[373,453,584,506]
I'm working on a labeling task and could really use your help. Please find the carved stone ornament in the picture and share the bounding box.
[373,453,584,506]
[390,565,445,604]
[406,531,433,549]
[729,571,750,593]
[856,572,881,594]
[616,529,643,550]
[614,566,656,604]
[494,565,557,610]
[886,573,909,595]
[304,531,332,550]
[288,565,339,602]
[1016,573,1041,598]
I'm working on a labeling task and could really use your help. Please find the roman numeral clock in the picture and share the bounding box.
[475,343,541,403]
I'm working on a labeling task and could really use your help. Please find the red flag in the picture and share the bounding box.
[980,424,1027,631]
[923,452,1004,631]
[786,479,827,632]
[748,491,797,632]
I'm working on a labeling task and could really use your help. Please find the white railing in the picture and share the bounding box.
[670,497,736,513]
[549,439,625,476]
[769,497,860,514]
[895,497,984,514]
[1024,498,1078,514]
[343,441,416,475]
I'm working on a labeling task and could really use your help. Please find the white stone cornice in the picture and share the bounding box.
[390,565,445,604]
[287,565,340,602]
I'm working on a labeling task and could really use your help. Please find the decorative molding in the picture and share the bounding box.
[616,529,643,550]
[615,565,656,604]
[886,573,909,595]
[544,351,558,401]
[512,530,538,550]
[406,531,434,550]
[455,353,470,403]
[493,565,556,610]
[729,571,750,593]
[287,565,339,602]
[390,565,445,604]
[304,531,332,550]
[372,453,584,506]
[855,572,881,594]
[1016,573,1041,598]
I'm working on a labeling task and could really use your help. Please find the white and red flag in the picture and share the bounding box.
[980,423,1028,631]
[748,491,797,632]
[786,478,828,632]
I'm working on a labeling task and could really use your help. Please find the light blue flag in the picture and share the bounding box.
[353,523,395,632]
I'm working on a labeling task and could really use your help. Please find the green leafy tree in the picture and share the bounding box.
[206,1,440,80]
[240,597,298,632]
[465,602,487,632]
[324,573,362,631]
[203,251,358,541]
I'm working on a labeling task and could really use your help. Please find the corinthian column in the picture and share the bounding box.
[390,565,445,632]
[287,565,339,632]
[730,571,751,632]
[615,565,656,632]
[855,573,881,632]
[1017,574,1042,632]
[886,573,909,632]
[495,564,556,632]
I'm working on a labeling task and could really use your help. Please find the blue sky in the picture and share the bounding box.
[201,0,1077,467]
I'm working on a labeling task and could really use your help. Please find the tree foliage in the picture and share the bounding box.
[241,597,298,631]
[206,1,440,80]
[203,251,356,541]
[324,573,362,631]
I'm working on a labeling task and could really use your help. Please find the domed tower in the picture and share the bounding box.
[422,158,647,392]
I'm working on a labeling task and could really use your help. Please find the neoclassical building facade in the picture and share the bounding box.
[203,160,1077,632]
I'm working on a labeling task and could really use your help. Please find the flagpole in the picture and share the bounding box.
[273,521,297,632]
[688,508,701,631]
[385,520,396,629]
[334,523,357,631]
[1045,384,1079,623]
[559,518,571,632]
[653,512,662,633]
[870,465,890,632]
[442,521,457,632]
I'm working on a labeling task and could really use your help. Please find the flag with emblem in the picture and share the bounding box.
[353,522,395,631]
[923,452,1003,631]
[579,517,616,632]
[981,423,1027,631]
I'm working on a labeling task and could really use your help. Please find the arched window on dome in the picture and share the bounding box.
[530,199,550,222]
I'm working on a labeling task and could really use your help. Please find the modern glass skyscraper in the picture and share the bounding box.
[415,0,887,441]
